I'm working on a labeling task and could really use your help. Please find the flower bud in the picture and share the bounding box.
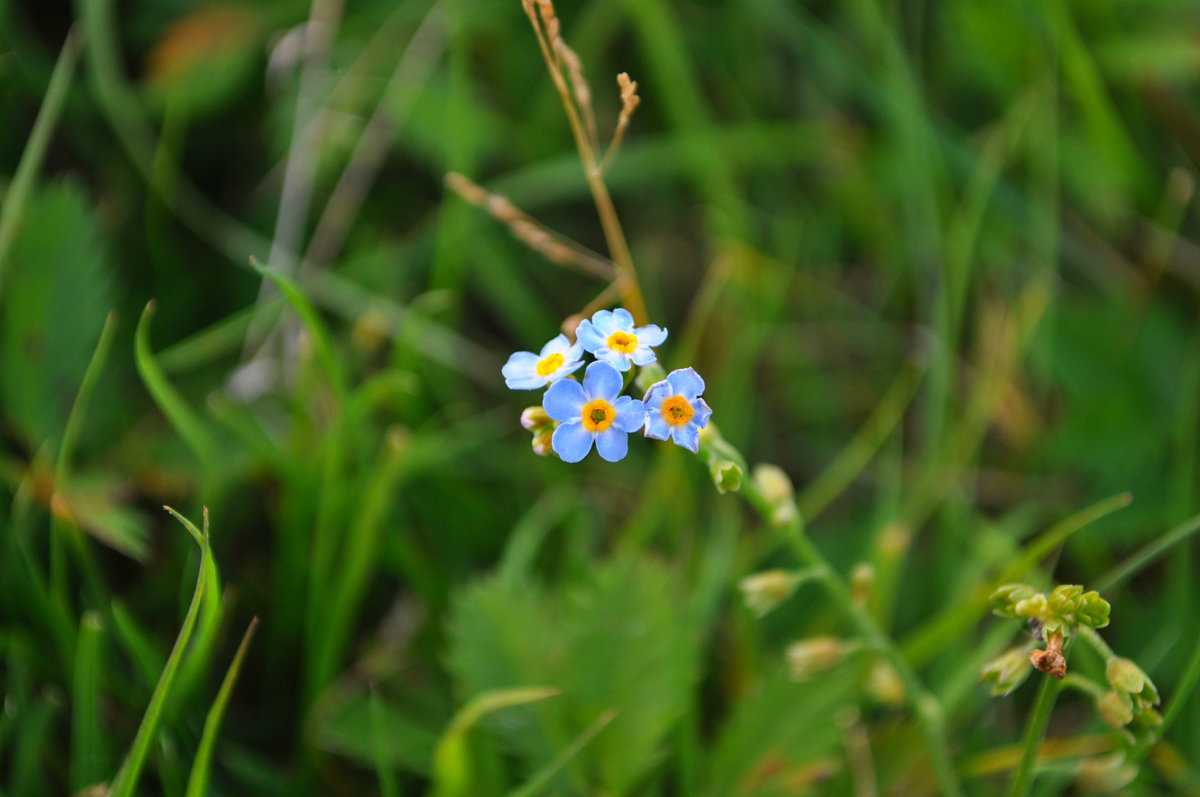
[709,459,743,494]
[850,563,874,607]
[865,661,905,707]
[1047,584,1083,615]
[1014,593,1048,619]
[990,584,1037,618]
[1105,657,1147,695]
[1133,705,1163,728]
[531,429,554,456]
[785,637,844,681]
[1097,689,1133,728]
[981,647,1033,696]
[739,570,801,617]
[521,406,551,430]
[1076,753,1137,794]
[752,464,797,526]
[1076,591,1111,629]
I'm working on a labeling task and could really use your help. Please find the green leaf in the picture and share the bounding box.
[704,667,860,797]
[0,182,114,449]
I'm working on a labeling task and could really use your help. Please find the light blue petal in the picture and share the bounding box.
[583,360,624,400]
[543,378,586,422]
[642,380,670,411]
[644,412,673,440]
[590,310,617,336]
[630,346,658,367]
[691,397,713,428]
[540,333,572,357]
[613,397,646,433]
[501,351,538,381]
[666,367,705,400]
[595,428,628,462]
[592,349,632,372]
[552,423,594,463]
[611,308,635,331]
[576,320,606,352]
[671,423,701,453]
[506,374,548,390]
[634,324,667,347]
[565,339,584,361]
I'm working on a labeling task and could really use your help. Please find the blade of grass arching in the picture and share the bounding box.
[50,311,117,607]
[184,617,259,797]
[157,298,283,374]
[107,508,211,797]
[902,492,1132,667]
[506,709,617,797]
[795,363,923,522]
[70,611,108,794]
[165,508,224,710]
[498,488,575,588]
[1094,509,1200,594]
[370,689,404,797]
[308,430,407,697]
[0,27,80,292]
[431,687,560,797]
[135,302,220,473]
[251,257,347,400]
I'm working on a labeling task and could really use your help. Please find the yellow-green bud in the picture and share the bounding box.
[1014,594,1048,619]
[1105,657,1147,695]
[990,584,1038,618]
[752,464,797,526]
[1076,591,1111,629]
[531,429,554,456]
[1134,705,1163,728]
[785,637,844,681]
[850,562,874,606]
[1047,584,1083,614]
[1097,689,1133,728]
[739,570,800,617]
[865,661,905,707]
[1075,754,1137,794]
[981,647,1033,696]
[709,459,743,494]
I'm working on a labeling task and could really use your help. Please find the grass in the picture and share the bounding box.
[3,0,1200,794]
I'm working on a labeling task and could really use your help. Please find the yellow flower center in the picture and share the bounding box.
[661,395,694,427]
[606,331,638,354]
[580,398,615,432]
[536,352,564,377]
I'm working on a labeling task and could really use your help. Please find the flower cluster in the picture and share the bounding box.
[503,308,712,462]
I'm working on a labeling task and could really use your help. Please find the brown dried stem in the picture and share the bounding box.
[598,73,640,174]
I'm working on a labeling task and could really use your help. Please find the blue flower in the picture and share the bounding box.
[543,361,646,462]
[502,334,584,390]
[643,367,713,453]
[576,308,667,372]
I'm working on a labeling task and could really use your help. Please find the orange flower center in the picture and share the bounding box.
[661,395,694,427]
[536,352,564,376]
[606,331,638,354]
[581,398,615,432]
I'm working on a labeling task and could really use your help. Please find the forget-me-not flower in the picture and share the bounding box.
[543,361,645,462]
[576,308,667,372]
[643,367,712,453]
[502,334,584,390]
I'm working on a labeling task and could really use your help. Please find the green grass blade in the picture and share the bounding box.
[506,709,617,797]
[0,28,81,292]
[70,611,108,793]
[250,256,346,400]
[370,689,404,797]
[1094,509,1200,594]
[184,617,259,797]
[134,302,220,472]
[432,687,560,797]
[107,508,211,797]
[51,310,118,603]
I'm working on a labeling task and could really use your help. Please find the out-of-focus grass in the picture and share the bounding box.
[3,0,1200,794]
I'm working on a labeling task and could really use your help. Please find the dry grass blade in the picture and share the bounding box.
[444,172,615,279]
[599,73,640,174]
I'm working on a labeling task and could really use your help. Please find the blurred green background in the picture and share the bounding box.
[4,0,1200,793]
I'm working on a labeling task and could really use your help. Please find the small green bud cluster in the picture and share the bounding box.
[990,583,1110,637]
[739,570,802,617]
[1097,657,1161,730]
[698,424,744,494]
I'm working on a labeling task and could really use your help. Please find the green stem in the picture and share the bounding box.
[1007,672,1062,797]
[737,475,964,797]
